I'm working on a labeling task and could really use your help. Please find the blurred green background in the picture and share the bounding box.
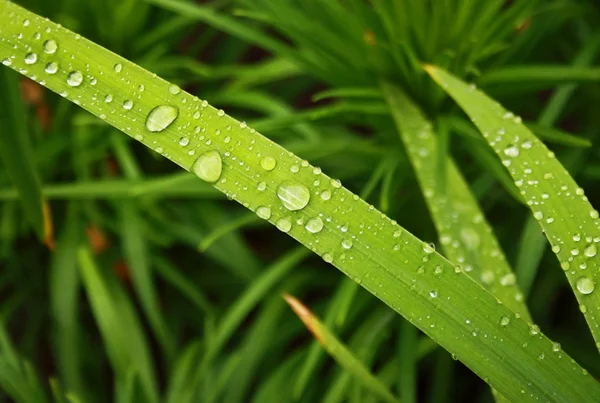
[1,0,600,402]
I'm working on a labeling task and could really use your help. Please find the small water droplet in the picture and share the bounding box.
[1,58,11,66]
[276,217,292,233]
[257,182,267,191]
[500,273,516,286]
[123,100,133,110]
[45,62,58,74]
[576,277,595,295]
[179,137,189,146]
[305,217,323,233]
[145,105,179,132]
[423,242,435,254]
[43,39,57,54]
[533,211,543,221]
[217,109,225,117]
[23,19,30,26]
[290,165,300,173]
[105,94,113,103]
[66,71,83,87]
[331,179,342,188]
[499,316,510,327]
[114,63,123,73]
[192,150,222,183]
[277,181,310,211]
[585,244,597,258]
[260,156,277,171]
[24,53,37,65]
[552,342,561,352]
[256,206,272,220]
[429,290,438,298]
[341,239,353,250]
[323,253,334,263]
[503,145,519,158]
[320,190,332,201]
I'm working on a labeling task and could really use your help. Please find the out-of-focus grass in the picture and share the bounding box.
[0,0,599,402]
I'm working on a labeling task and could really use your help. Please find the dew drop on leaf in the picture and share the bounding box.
[584,244,597,258]
[276,217,292,233]
[423,242,435,254]
[256,206,272,220]
[123,100,133,110]
[178,137,189,146]
[323,252,334,263]
[576,277,595,295]
[260,156,277,171]
[341,239,353,250]
[277,181,310,211]
[24,53,37,64]
[192,150,222,183]
[145,105,179,132]
[305,217,323,233]
[66,71,83,87]
[503,145,519,158]
[320,190,331,200]
[114,63,123,73]
[499,316,510,327]
[169,84,181,95]
[43,39,57,54]
[45,62,58,74]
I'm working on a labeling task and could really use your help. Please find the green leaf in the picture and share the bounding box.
[426,64,600,350]
[1,4,599,401]
[77,247,158,403]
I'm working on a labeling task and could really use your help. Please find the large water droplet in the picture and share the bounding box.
[256,206,271,220]
[24,53,37,64]
[43,39,57,54]
[66,71,83,87]
[123,100,133,110]
[192,150,222,183]
[45,62,58,74]
[276,217,292,233]
[576,277,595,295]
[584,244,597,258]
[260,156,277,171]
[423,242,435,254]
[277,181,310,211]
[305,217,323,233]
[145,105,179,132]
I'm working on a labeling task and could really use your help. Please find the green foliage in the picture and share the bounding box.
[1,0,600,402]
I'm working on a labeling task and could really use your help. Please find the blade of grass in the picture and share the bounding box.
[1,4,599,400]
[426,64,600,350]
[77,247,158,403]
[0,67,51,245]
[284,294,400,403]
[480,65,600,87]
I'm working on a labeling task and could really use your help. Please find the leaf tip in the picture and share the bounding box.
[282,293,324,342]
[42,200,55,251]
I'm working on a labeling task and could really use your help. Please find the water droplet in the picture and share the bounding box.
[192,150,222,183]
[217,109,225,117]
[320,190,332,201]
[257,182,267,191]
[552,342,561,352]
[260,156,277,171]
[500,273,516,286]
[277,181,310,211]
[169,84,181,95]
[24,53,37,65]
[23,19,30,26]
[341,239,353,249]
[179,137,189,146]
[123,100,133,110]
[43,39,57,54]
[45,62,58,74]
[105,94,113,103]
[1,58,11,66]
[429,290,438,298]
[533,211,543,221]
[499,316,510,327]
[591,210,599,219]
[114,63,123,73]
[576,277,595,295]
[276,217,292,233]
[66,71,83,87]
[145,105,179,132]
[305,217,323,233]
[331,179,342,188]
[323,253,334,263]
[423,242,435,254]
[290,165,300,173]
[503,145,519,158]
[584,244,597,258]
[256,206,272,220]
